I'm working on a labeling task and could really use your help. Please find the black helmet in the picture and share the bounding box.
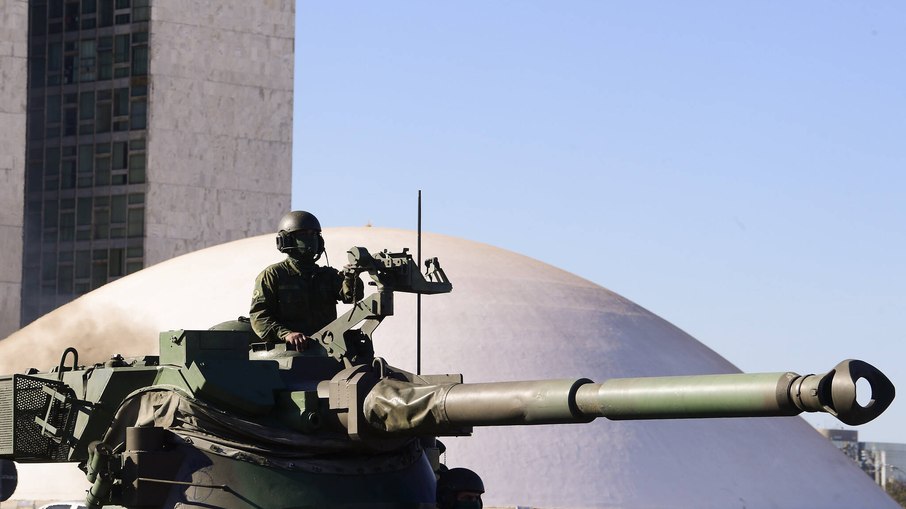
[276,211,324,259]
[438,467,484,494]
[437,467,484,509]
[277,211,321,234]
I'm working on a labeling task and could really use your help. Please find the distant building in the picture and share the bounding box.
[862,442,906,487]
[819,429,906,488]
[1,0,294,336]
[818,428,860,462]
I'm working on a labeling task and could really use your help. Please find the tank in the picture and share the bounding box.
[0,247,894,508]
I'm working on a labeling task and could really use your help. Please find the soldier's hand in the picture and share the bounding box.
[284,332,309,351]
[342,263,365,277]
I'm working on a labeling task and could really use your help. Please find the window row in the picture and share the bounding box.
[30,0,150,36]
[33,194,145,243]
[29,32,148,88]
[28,85,148,140]
[37,244,144,296]
[27,139,147,192]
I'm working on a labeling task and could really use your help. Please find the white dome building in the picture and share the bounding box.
[1,228,895,508]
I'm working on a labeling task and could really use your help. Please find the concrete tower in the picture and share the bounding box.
[12,0,293,333]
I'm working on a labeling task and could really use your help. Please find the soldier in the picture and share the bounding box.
[250,211,362,349]
[436,467,485,509]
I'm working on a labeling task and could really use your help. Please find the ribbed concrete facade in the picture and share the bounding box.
[14,0,293,330]
[0,1,27,338]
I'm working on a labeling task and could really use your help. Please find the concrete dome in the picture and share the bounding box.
[2,227,894,508]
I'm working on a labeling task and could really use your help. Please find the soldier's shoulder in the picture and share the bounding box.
[256,259,294,279]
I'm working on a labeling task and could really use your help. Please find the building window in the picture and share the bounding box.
[91,260,108,290]
[60,198,75,242]
[43,200,59,229]
[78,144,94,188]
[63,108,77,136]
[28,114,45,141]
[133,0,149,22]
[112,142,127,169]
[42,255,57,290]
[111,195,127,238]
[95,144,111,186]
[126,244,143,275]
[76,197,92,225]
[114,34,130,63]
[98,0,114,27]
[29,57,46,89]
[109,248,125,277]
[79,40,96,82]
[127,207,144,237]
[58,264,74,294]
[132,45,148,76]
[97,51,112,80]
[93,201,109,240]
[64,1,79,32]
[96,102,112,133]
[31,3,48,36]
[76,197,92,242]
[79,91,94,120]
[78,144,93,173]
[60,211,75,242]
[45,148,60,176]
[130,99,146,130]
[48,42,62,72]
[97,36,113,80]
[75,249,90,279]
[61,159,76,189]
[128,152,145,183]
[114,87,129,116]
[49,0,64,18]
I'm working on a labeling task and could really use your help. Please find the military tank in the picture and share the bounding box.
[0,247,895,508]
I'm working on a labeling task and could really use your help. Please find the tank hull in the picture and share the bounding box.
[147,446,437,509]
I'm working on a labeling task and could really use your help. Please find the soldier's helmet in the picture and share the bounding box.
[437,467,484,508]
[278,210,322,234]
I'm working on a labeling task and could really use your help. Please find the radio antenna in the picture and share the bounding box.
[416,190,422,375]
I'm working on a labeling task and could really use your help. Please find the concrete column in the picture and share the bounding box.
[0,0,28,337]
[143,0,295,265]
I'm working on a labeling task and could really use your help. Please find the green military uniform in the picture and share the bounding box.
[250,257,360,342]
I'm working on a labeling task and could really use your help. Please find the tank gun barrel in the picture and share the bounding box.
[362,359,894,434]
[572,359,893,425]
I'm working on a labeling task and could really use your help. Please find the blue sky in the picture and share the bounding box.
[292,2,905,442]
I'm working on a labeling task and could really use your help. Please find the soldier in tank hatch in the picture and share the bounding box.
[250,210,363,349]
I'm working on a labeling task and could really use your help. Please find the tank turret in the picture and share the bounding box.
[0,247,894,508]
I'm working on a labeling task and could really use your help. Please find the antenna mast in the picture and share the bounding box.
[417,190,422,375]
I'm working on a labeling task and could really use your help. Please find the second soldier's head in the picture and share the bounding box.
[276,210,324,263]
[437,467,484,509]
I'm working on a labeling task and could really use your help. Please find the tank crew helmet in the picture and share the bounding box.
[276,210,324,262]
[437,467,484,509]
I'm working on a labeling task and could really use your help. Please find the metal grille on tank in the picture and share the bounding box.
[11,375,71,461]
